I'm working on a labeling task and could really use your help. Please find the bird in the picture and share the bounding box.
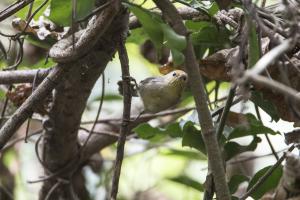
[137,70,188,113]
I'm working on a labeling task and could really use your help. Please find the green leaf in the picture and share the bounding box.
[26,34,57,49]
[92,94,122,101]
[185,21,213,31]
[167,175,204,192]
[165,123,182,138]
[228,175,249,194]
[128,4,164,49]
[49,0,95,26]
[0,87,5,100]
[127,28,148,44]
[207,2,219,16]
[127,3,187,65]
[228,113,279,140]
[182,121,206,154]
[251,91,280,122]
[224,136,261,161]
[160,148,207,160]
[133,122,182,141]
[189,23,230,58]
[171,49,185,66]
[27,58,55,69]
[247,165,283,199]
[133,123,164,139]
[160,23,186,51]
[191,25,229,46]
[247,16,260,67]
[16,0,50,20]
[182,0,217,16]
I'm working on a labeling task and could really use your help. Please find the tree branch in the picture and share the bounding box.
[38,2,126,199]
[110,32,132,200]
[129,6,209,29]
[241,39,293,80]
[0,68,50,84]
[0,65,66,151]
[49,0,120,63]
[0,0,34,22]
[152,0,231,199]
[246,74,300,104]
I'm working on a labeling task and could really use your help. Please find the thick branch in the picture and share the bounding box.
[0,68,50,84]
[152,0,231,199]
[39,5,128,200]
[49,0,120,63]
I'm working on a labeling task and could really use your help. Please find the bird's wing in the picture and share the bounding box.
[139,77,165,92]
[139,77,163,85]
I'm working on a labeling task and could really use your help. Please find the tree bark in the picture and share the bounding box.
[39,8,129,200]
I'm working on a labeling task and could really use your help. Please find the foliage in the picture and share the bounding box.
[126,3,187,65]
[49,0,95,26]
[247,165,283,199]
[0,0,294,199]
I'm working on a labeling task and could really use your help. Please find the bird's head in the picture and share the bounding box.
[163,70,188,91]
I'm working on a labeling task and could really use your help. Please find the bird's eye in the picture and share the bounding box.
[172,72,176,76]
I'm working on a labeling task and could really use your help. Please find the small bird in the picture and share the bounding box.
[138,70,188,113]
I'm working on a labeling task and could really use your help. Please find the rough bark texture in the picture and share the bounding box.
[39,9,129,200]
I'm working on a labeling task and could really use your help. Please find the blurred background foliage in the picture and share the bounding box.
[0,0,294,200]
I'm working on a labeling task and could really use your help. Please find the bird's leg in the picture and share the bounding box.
[117,76,139,97]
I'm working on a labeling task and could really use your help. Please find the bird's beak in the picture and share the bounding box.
[179,74,187,81]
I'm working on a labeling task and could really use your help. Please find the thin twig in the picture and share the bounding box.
[246,74,300,105]
[76,1,112,23]
[110,33,132,200]
[25,69,40,143]
[79,127,119,138]
[0,0,34,22]
[261,0,267,7]
[44,181,61,200]
[227,147,289,165]
[254,105,279,160]
[216,86,236,140]
[239,145,295,200]
[4,38,24,70]
[80,73,105,149]
[241,39,293,80]
[1,129,42,151]
[200,147,290,171]
[0,182,14,200]
[81,107,195,124]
